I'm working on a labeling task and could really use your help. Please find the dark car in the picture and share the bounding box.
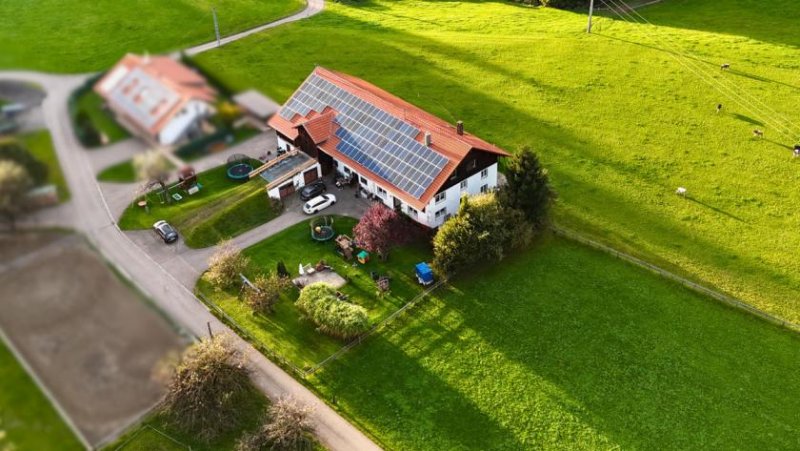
[153,220,179,244]
[299,181,326,200]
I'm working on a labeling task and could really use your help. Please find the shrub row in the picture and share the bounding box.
[296,283,370,340]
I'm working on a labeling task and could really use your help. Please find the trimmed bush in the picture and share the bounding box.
[296,283,369,340]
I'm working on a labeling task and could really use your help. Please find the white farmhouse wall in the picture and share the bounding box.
[158,100,210,145]
[276,135,293,152]
[422,162,499,227]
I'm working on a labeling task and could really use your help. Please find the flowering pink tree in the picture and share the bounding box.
[353,203,414,260]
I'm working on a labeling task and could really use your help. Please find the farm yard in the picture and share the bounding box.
[0,0,305,72]
[118,162,277,248]
[196,216,431,369]
[193,0,800,323]
[310,234,800,450]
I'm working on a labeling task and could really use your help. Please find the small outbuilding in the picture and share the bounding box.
[232,89,280,121]
[250,150,321,200]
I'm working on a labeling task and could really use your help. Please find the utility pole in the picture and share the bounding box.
[587,0,595,33]
[212,8,221,47]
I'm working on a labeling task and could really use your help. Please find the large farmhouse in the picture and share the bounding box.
[268,67,509,228]
[95,53,216,145]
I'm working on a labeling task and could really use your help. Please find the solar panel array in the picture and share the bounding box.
[280,73,449,199]
[110,68,179,128]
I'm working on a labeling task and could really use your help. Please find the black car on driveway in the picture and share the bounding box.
[300,180,326,201]
[153,220,179,244]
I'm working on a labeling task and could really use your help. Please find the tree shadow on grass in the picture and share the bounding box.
[448,234,800,450]
[313,307,526,450]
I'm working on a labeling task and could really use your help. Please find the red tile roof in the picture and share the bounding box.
[95,53,216,136]
[268,67,509,210]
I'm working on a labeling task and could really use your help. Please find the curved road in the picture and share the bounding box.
[0,1,382,450]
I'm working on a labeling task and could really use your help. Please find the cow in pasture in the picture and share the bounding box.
[676,187,687,197]
[753,129,764,138]
[721,63,731,70]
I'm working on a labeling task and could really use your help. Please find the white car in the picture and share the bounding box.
[303,193,336,214]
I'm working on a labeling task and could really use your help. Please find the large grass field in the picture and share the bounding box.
[193,0,800,323]
[309,233,800,450]
[118,163,276,248]
[0,340,82,451]
[197,217,431,369]
[0,0,305,73]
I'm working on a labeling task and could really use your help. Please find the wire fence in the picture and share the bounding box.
[551,225,800,333]
[196,279,446,379]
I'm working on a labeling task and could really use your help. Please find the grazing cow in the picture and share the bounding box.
[716,103,723,114]
[793,145,800,158]
[676,187,687,197]
[752,129,764,138]
[721,63,731,70]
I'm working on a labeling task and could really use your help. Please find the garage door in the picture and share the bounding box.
[278,182,295,199]
[303,168,319,184]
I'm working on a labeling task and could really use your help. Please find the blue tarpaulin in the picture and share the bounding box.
[415,262,434,285]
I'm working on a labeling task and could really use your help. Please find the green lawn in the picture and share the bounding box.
[309,233,800,450]
[118,163,276,248]
[197,217,431,369]
[193,0,800,323]
[72,90,130,147]
[97,159,136,183]
[0,340,82,451]
[17,130,70,201]
[0,0,305,73]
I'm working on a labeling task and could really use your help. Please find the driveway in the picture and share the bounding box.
[126,179,372,288]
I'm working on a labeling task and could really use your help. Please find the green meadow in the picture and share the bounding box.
[0,0,304,72]
[193,0,800,323]
[310,234,800,450]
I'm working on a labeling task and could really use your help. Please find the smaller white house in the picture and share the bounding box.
[250,151,321,200]
[95,54,217,146]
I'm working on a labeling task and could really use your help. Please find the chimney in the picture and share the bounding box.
[424,132,432,146]
[456,120,464,135]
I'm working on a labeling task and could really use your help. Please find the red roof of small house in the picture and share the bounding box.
[95,53,217,136]
[268,67,509,210]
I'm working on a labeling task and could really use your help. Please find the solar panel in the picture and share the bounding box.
[280,73,449,199]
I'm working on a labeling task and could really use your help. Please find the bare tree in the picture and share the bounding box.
[162,334,253,443]
[237,396,315,451]
[0,160,33,230]
[206,240,250,290]
[244,272,292,315]
[133,149,171,202]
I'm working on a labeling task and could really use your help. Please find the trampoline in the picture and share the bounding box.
[226,153,253,181]
[310,216,335,241]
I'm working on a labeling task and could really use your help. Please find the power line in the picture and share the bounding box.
[597,0,800,143]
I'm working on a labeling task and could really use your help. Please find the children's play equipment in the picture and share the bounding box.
[357,250,370,264]
[226,153,253,181]
[415,262,434,286]
[310,216,335,241]
[335,234,355,260]
[177,166,197,191]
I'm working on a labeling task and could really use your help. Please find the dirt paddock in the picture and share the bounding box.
[0,231,185,447]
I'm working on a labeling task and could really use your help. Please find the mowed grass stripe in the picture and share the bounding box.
[310,234,800,450]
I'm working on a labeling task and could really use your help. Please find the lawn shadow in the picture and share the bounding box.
[731,113,764,127]
[728,69,800,92]
[313,304,527,450]
[447,233,800,449]
[685,195,744,222]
